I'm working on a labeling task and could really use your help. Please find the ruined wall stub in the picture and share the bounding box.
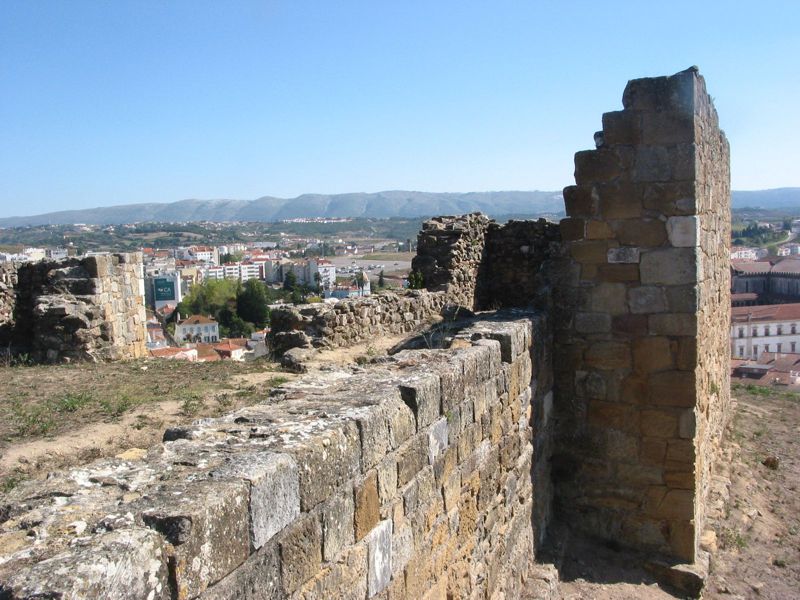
[13,253,147,362]
[554,67,730,562]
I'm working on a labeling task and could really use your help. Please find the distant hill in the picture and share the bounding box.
[1,188,798,227]
[0,191,563,227]
[732,188,800,210]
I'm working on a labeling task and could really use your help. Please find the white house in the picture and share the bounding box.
[731,303,800,360]
[175,315,219,344]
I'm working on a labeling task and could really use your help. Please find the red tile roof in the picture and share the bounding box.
[731,303,800,323]
[180,315,217,325]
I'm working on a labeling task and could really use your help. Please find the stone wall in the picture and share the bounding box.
[269,290,451,353]
[0,312,554,600]
[12,253,147,362]
[0,263,16,335]
[553,67,730,562]
[270,216,560,353]
[411,213,490,308]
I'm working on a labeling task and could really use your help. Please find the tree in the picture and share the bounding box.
[283,268,298,291]
[313,272,322,292]
[236,279,270,328]
[407,271,424,289]
[378,270,385,288]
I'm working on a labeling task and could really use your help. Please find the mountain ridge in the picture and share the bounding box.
[1,188,798,227]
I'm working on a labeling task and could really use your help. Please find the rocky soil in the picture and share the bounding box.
[530,384,800,599]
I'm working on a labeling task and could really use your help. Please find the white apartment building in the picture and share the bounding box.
[730,247,759,260]
[731,303,800,360]
[308,259,337,290]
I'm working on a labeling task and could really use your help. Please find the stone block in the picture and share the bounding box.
[633,336,673,373]
[287,422,361,512]
[612,314,648,337]
[640,248,696,285]
[396,434,428,487]
[642,181,696,215]
[597,264,640,282]
[640,409,679,438]
[628,286,667,314]
[584,341,632,370]
[574,312,611,334]
[354,470,381,541]
[666,286,697,313]
[611,219,667,247]
[641,110,695,145]
[290,544,367,600]
[560,217,585,241]
[607,247,640,264]
[563,184,598,217]
[678,409,696,439]
[588,282,628,315]
[140,480,250,599]
[602,110,642,145]
[199,540,282,600]
[666,216,698,247]
[588,400,637,433]
[398,373,441,430]
[322,490,355,561]
[570,240,611,264]
[649,313,696,336]
[648,371,696,407]
[376,455,398,504]
[279,514,323,594]
[598,182,644,219]
[367,520,393,597]
[211,452,300,550]
[0,528,170,600]
[428,417,449,465]
[587,220,614,239]
[574,149,623,184]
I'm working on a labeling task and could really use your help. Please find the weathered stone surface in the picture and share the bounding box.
[0,529,170,600]
[640,248,697,285]
[367,520,393,597]
[212,452,300,550]
[140,481,250,599]
[354,470,380,541]
[554,67,730,566]
[428,417,449,465]
[9,254,146,362]
[322,490,355,561]
[279,514,323,594]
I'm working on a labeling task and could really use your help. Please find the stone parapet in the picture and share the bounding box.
[553,67,730,562]
[0,312,554,600]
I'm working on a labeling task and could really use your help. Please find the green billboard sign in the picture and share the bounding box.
[154,278,176,302]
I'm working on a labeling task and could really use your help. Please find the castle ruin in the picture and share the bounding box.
[0,68,730,599]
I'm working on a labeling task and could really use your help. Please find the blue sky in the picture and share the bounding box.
[1,1,798,217]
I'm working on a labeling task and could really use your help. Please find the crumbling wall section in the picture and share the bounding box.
[0,263,17,335]
[0,313,554,600]
[13,253,147,362]
[553,68,730,562]
[269,290,451,353]
[411,213,490,308]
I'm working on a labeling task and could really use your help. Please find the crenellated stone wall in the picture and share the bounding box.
[0,313,554,600]
[552,67,730,563]
[12,253,147,362]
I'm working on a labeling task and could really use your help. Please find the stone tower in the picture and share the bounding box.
[554,67,731,562]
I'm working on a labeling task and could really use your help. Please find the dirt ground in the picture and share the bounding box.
[533,384,800,599]
[0,358,292,490]
[703,385,800,599]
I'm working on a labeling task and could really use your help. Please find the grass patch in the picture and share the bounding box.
[720,527,749,550]
[56,391,94,413]
[99,395,137,418]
